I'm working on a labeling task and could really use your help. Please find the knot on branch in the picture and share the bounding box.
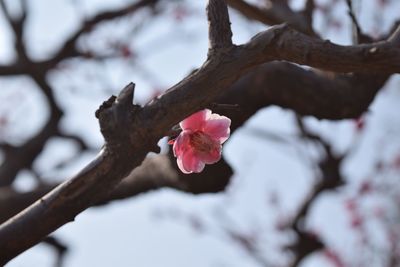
[248,23,289,50]
[95,83,142,155]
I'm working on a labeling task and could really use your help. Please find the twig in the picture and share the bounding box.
[303,0,315,27]
[48,0,160,67]
[345,0,362,43]
[226,0,316,36]
[0,0,28,60]
[57,133,89,151]
[43,236,68,267]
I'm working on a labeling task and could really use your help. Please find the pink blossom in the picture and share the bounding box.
[324,249,345,267]
[354,116,365,133]
[172,109,231,174]
[358,180,373,195]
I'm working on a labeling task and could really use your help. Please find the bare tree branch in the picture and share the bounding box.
[286,117,345,267]
[0,0,399,261]
[0,0,28,61]
[0,152,232,224]
[0,0,160,76]
[44,0,159,69]
[0,64,27,75]
[345,0,363,43]
[207,0,233,51]
[226,0,316,36]
[303,0,315,27]
[229,64,387,120]
[243,23,400,74]
[0,74,63,187]
[56,133,89,151]
[0,0,159,188]
[0,57,389,226]
[42,236,68,267]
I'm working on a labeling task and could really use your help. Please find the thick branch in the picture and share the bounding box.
[0,155,175,224]
[216,62,388,121]
[245,24,400,74]
[0,58,388,226]
[0,153,232,224]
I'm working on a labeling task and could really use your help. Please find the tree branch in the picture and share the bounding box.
[242,63,388,120]
[0,0,161,187]
[243,24,400,74]
[345,0,362,43]
[42,236,68,267]
[0,74,63,187]
[286,117,345,267]
[0,152,232,224]
[0,5,398,262]
[207,0,233,51]
[0,0,28,61]
[0,57,389,226]
[0,64,26,75]
[45,0,159,68]
[226,0,315,36]
[303,0,315,27]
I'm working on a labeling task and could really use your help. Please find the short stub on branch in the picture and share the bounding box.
[95,83,143,155]
[207,0,233,53]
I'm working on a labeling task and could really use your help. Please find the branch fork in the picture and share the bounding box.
[95,83,145,156]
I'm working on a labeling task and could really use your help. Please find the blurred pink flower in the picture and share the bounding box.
[324,249,345,267]
[172,109,231,174]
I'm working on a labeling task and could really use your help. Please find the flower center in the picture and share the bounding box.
[190,131,216,153]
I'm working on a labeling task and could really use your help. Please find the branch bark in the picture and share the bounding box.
[207,0,233,50]
[243,23,400,74]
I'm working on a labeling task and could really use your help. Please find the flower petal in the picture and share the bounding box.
[173,130,192,157]
[180,148,205,173]
[179,109,211,131]
[198,145,222,164]
[203,114,231,143]
[177,157,191,174]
